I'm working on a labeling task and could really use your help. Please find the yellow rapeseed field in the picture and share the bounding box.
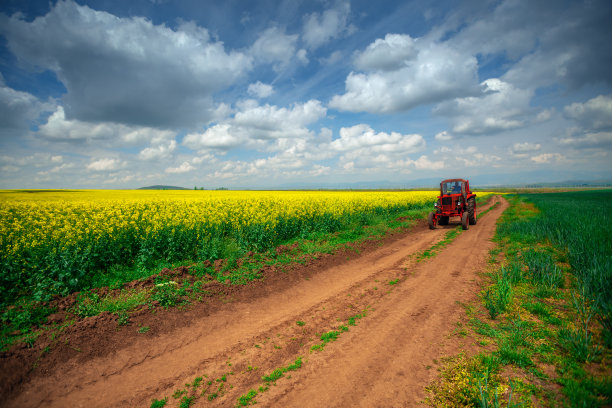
[0,190,441,257]
[0,189,493,302]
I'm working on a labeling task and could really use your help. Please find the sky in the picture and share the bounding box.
[0,0,611,189]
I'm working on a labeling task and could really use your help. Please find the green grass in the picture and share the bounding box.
[73,289,150,317]
[498,191,611,344]
[236,389,258,407]
[234,356,304,406]
[309,312,367,352]
[179,395,196,408]
[261,356,303,383]
[417,227,462,261]
[150,397,167,408]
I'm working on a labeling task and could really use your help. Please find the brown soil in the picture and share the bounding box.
[2,196,507,408]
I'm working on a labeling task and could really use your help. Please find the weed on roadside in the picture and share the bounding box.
[417,228,462,261]
[151,279,186,308]
[116,310,130,326]
[236,389,258,406]
[262,356,303,383]
[149,397,167,408]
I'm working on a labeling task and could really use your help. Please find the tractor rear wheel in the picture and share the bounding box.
[461,212,469,230]
[438,216,449,225]
[428,212,436,229]
[468,197,477,225]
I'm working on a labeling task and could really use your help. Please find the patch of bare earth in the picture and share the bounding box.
[3,197,507,408]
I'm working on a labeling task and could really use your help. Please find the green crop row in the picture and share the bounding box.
[497,190,612,345]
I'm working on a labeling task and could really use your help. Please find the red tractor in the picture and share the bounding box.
[428,178,477,230]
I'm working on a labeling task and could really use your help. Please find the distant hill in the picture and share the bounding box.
[138,185,189,190]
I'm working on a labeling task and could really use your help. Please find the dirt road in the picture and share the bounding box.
[6,196,507,408]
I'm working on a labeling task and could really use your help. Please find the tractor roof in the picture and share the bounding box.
[441,178,468,184]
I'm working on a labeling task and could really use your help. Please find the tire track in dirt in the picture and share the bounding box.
[6,197,505,408]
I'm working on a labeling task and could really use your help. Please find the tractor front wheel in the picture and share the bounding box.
[428,212,436,229]
[461,212,469,230]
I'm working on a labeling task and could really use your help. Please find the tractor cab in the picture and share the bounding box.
[437,179,470,213]
[441,180,466,196]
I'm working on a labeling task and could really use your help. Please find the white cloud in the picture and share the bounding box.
[191,153,216,165]
[564,95,612,130]
[1,152,66,168]
[296,49,309,64]
[209,154,331,181]
[250,27,297,70]
[183,123,246,150]
[510,142,541,158]
[101,174,135,185]
[559,132,612,149]
[434,145,502,168]
[37,106,175,146]
[165,161,195,173]
[50,163,74,173]
[512,142,541,153]
[234,100,326,138]
[354,34,417,71]
[138,140,177,160]
[184,100,327,151]
[1,1,251,128]
[87,158,121,171]
[1,165,20,173]
[435,131,453,141]
[330,40,478,113]
[0,74,54,131]
[434,79,533,135]
[331,124,426,170]
[302,2,351,50]
[247,81,274,98]
[412,155,445,170]
[268,128,334,162]
[201,123,431,179]
[536,109,554,122]
[37,163,76,176]
[38,106,117,141]
[531,153,566,164]
[320,50,343,65]
[308,164,330,176]
[331,124,424,153]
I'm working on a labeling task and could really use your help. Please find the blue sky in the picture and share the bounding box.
[0,0,611,188]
